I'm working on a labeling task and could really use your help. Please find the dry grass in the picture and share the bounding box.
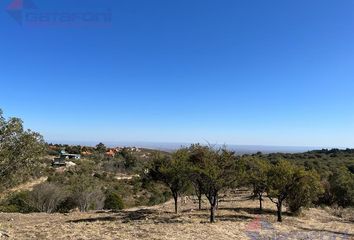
[0,193,353,240]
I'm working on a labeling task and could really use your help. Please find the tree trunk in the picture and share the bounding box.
[277,202,282,222]
[259,194,263,212]
[210,204,216,223]
[198,193,202,210]
[209,194,218,223]
[173,193,178,214]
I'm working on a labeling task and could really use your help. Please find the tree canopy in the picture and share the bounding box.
[0,109,45,191]
[147,151,190,214]
[187,145,245,222]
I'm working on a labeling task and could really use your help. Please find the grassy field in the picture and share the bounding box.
[0,192,353,240]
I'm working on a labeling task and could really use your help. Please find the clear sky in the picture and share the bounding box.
[1,0,354,148]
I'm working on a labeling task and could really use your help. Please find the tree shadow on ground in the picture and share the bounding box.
[67,207,256,224]
[297,226,354,238]
[68,216,118,223]
[120,209,195,224]
[179,210,254,223]
[67,209,193,224]
[218,207,293,217]
[217,214,254,222]
[181,208,208,213]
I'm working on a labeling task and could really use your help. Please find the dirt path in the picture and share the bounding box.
[114,174,139,181]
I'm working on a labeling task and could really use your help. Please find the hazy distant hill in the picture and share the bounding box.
[50,140,326,154]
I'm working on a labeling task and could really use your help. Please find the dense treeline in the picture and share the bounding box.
[256,150,354,208]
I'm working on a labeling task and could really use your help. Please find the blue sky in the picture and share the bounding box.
[1,0,354,148]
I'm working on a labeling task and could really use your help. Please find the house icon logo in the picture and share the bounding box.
[6,0,37,25]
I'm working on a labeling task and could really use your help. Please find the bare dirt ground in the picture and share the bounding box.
[0,193,353,240]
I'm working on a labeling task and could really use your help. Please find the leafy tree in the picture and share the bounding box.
[188,145,243,223]
[245,157,271,212]
[187,145,208,210]
[65,145,81,154]
[120,148,137,170]
[266,160,303,222]
[0,109,45,192]
[147,152,190,214]
[95,142,107,154]
[286,170,324,214]
[266,160,323,221]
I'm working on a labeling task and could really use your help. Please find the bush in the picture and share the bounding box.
[148,190,171,206]
[30,182,67,213]
[2,191,36,213]
[329,167,354,207]
[286,170,324,214]
[70,175,106,212]
[57,196,77,213]
[0,204,19,213]
[104,191,124,210]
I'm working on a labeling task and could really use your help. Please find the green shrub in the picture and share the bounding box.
[57,196,77,213]
[329,167,354,207]
[0,204,19,213]
[286,170,324,214]
[148,190,170,206]
[5,191,36,213]
[104,191,124,210]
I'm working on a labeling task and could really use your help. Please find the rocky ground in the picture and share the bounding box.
[0,194,353,240]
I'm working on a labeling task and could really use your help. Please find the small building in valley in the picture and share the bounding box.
[60,150,81,160]
[52,150,81,167]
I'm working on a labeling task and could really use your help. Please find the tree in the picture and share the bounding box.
[65,145,81,154]
[0,109,45,192]
[286,170,324,214]
[147,152,189,214]
[245,157,271,212]
[95,142,107,154]
[188,145,243,223]
[120,148,137,170]
[266,160,317,222]
[187,145,208,211]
